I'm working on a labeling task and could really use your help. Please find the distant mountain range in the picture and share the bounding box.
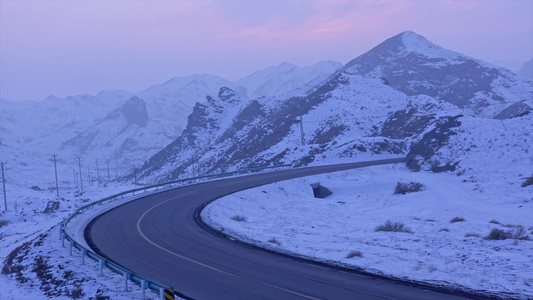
[1,31,531,193]
[133,31,532,192]
[519,58,533,78]
[0,60,341,177]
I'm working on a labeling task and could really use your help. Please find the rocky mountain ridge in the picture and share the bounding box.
[337,31,532,117]
[135,31,532,191]
[0,61,341,183]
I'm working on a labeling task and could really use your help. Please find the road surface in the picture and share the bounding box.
[87,158,475,299]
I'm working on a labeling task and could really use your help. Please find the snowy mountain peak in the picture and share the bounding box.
[278,61,297,70]
[399,31,460,59]
[364,30,461,61]
[235,60,342,99]
[337,30,533,115]
[396,30,429,45]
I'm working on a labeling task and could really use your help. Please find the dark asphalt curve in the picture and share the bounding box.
[87,158,472,300]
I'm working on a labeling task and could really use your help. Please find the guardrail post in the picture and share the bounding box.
[59,222,64,240]
[82,249,87,265]
[123,272,129,292]
[69,241,74,256]
[62,233,66,247]
[141,279,146,299]
[99,259,105,277]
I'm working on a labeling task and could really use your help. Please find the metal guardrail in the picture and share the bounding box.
[61,164,291,298]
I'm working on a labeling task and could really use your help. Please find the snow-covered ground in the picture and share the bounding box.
[0,182,165,299]
[1,159,531,299]
[202,163,533,299]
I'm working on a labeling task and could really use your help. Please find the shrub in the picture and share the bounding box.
[486,228,509,240]
[439,228,449,232]
[346,251,363,258]
[230,215,247,222]
[450,217,466,223]
[489,220,500,225]
[427,265,438,273]
[0,219,9,229]
[510,226,529,240]
[93,290,110,300]
[485,226,529,240]
[268,238,281,246]
[394,182,424,195]
[375,220,413,233]
[68,287,84,299]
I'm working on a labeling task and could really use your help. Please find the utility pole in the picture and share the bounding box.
[52,154,60,200]
[88,167,92,186]
[1,162,7,212]
[77,157,83,190]
[96,159,100,187]
[133,165,138,187]
[106,159,111,182]
[194,156,198,177]
[73,169,78,188]
[299,116,305,146]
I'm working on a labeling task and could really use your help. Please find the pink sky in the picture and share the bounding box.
[1,0,532,102]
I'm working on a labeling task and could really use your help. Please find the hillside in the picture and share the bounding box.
[519,58,533,78]
[136,31,533,189]
[0,61,341,189]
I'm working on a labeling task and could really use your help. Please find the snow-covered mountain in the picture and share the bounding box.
[519,58,533,78]
[234,61,342,99]
[0,61,342,186]
[337,31,532,118]
[136,31,532,192]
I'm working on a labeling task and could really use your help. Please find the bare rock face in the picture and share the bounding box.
[122,96,148,126]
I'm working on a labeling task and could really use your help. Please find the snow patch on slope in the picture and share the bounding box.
[202,164,533,299]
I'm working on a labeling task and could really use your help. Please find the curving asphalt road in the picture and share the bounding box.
[86,158,475,300]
